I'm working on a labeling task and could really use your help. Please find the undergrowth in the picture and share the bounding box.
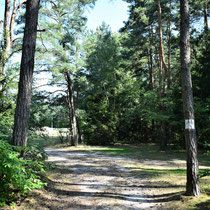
[0,140,47,207]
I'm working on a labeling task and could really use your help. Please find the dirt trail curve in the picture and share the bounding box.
[19,148,168,209]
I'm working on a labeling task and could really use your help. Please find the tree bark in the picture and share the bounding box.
[66,73,78,146]
[0,0,11,76]
[77,118,83,144]
[157,0,168,76]
[167,0,172,90]
[0,0,26,77]
[4,0,11,60]
[148,25,155,136]
[157,0,168,150]
[180,0,200,197]
[12,0,40,147]
[157,0,163,95]
[149,25,154,90]
[10,1,26,49]
[204,1,208,32]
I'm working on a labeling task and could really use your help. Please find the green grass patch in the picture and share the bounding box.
[33,136,61,148]
[57,144,209,209]
[65,144,208,164]
[33,136,210,210]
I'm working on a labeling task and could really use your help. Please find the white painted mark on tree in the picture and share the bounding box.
[185,119,195,129]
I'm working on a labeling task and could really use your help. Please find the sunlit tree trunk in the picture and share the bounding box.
[66,73,78,146]
[157,0,168,150]
[180,0,200,197]
[204,0,208,32]
[203,0,208,50]
[157,0,163,96]
[0,0,11,76]
[167,0,172,90]
[4,0,11,60]
[10,1,27,49]
[149,25,154,90]
[149,25,155,134]
[13,0,40,148]
[0,0,26,76]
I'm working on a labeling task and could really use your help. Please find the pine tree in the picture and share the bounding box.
[13,0,40,148]
[180,0,200,196]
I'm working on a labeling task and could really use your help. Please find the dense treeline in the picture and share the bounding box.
[30,0,210,149]
[1,0,208,147]
[0,0,209,203]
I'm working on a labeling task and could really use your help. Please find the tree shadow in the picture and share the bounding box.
[45,182,183,204]
[195,199,210,209]
[41,175,184,205]
[55,182,184,189]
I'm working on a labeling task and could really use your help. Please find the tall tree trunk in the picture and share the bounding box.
[149,25,154,90]
[66,73,78,146]
[10,1,26,49]
[167,0,172,90]
[204,1,208,32]
[0,0,26,77]
[149,25,155,135]
[0,0,11,76]
[4,0,11,60]
[74,33,82,144]
[180,0,200,197]
[157,0,168,150]
[157,0,168,75]
[203,1,208,50]
[77,118,83,144]
[12,0,40,147]
[157,0,164,95]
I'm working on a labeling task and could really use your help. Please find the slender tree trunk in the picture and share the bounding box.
[167,0,172,90]
[157,0,168,150]
[157,0,164,95]
[77,118,83,144]
[0,0,11,76]
[10,0,26,49]
[149,25,155,135]
[66,73,78,146]
[180,0,200,197]
[149,25,154,90]
[162,0,173,147]
[12,0,40,147]
[204,1,208,32]
[4,0,11,60]
[0,0,26,77]
[157,0,168,75]
[9,0,17,50]
[203,1,208,50]
[76,89,83,143]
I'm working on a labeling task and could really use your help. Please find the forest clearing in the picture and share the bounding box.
[0,0,210,209]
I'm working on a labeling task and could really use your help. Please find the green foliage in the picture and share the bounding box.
[0,112,13,140]
[30,91,69,129]
[0,64,18,140]
[82,25,122,145]
[0,140,46,206]
[200,169,210,178]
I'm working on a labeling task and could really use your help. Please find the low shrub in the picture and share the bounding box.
[0,140,46,206]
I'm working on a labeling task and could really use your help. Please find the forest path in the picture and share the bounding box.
[18,147,173,209]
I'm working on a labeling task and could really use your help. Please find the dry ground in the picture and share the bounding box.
[14,146,209,210]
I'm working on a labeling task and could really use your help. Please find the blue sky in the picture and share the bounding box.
[85,0,129,32]
[0,0,129,32]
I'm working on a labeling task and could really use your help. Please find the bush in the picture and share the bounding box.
[0,140,46,206]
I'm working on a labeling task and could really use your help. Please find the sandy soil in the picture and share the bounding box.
[14,147,180,210]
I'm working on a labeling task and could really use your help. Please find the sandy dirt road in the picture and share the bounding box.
[16,147,175,210]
